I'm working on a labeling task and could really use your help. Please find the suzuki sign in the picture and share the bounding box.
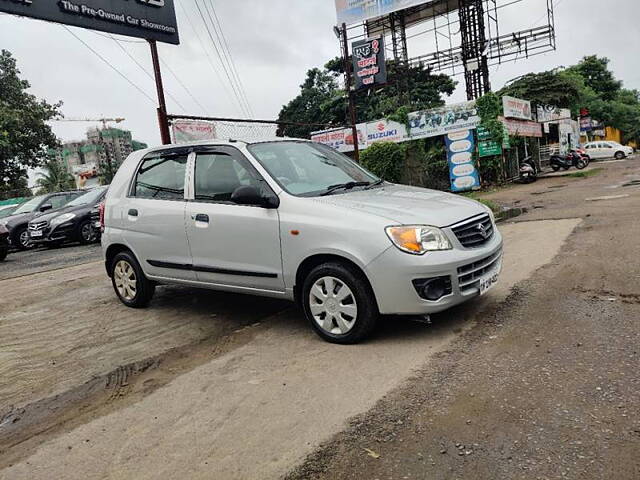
[0,0,179,44]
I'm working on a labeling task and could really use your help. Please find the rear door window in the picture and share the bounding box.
[49,195,71,210]
[134,155,188,200]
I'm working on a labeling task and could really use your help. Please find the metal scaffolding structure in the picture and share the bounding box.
[345,0,557,100]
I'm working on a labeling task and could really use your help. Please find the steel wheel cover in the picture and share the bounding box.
[309,276,358,335]
[20,230,30,248]
[114,260,137,301]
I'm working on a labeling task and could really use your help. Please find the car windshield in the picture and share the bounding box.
[13,195,46,215]
[66,187,107,207]
[248,141,379,196]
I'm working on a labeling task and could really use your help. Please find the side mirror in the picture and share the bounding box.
[231,185,279,209]
[40,203,53,212]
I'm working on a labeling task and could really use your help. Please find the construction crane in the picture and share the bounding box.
[52,117,126,129]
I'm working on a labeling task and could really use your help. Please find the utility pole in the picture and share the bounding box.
[148,40,171,145]
[340,23,360,163]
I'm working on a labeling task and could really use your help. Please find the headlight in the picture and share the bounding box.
[385,225,452,255]
[51,213,76,226]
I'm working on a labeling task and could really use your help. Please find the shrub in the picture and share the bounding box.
[360,142,404,183]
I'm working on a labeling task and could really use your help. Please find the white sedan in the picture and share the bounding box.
[584,141,634,160]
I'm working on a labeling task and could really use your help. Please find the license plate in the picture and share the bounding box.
[479,262,501,295]
[30,230,43,238]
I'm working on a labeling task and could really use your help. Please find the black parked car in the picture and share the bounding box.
[0,224,9,261]
[28,186,108,247]
[0,191,83,250]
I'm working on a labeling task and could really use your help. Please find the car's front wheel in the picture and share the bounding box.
[78,220,96,244]
[13,226,31,250]
[302,262,378,344]
[615,151,626,160]
[110,251,155,308]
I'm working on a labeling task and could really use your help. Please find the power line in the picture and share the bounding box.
[108,34,188,112]
[63,25,156,105]
[205,0,254,117]
[159,57,209,114]
[193,0,252,117]
[178,1,247,116]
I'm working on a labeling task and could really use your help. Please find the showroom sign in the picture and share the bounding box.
[502,96,532,121]
[0,0,179,44]
[408,101,480,139]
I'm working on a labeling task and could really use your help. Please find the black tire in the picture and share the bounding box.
[78,220,95,245]
[615,151,625,160]
[551,163,561,172]
[12,226,31,250]
[0,246,7,261]
[110,251,155,308]
[562,165,571,171]
[575,159,587,170]
[302,262,378,344]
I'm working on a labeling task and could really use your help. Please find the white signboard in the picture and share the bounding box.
[172,120,216,144]
[311,124,367,153]
[408,101,480,139]
[537,105,571,123]
[502,96,532,121]
[335,0,431,26]
[366,119,407,145]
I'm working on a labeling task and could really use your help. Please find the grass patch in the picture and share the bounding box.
[566,168,603,178]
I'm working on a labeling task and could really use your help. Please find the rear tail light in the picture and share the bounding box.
[99,201,106,232]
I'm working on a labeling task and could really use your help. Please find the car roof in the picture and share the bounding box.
[136,137,311,157]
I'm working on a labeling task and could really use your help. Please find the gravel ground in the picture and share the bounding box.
[0,242,102,280]
[285,157,640,480]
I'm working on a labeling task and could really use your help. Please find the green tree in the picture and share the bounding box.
[566,56,622,102]
[36,159,76,193]
[0,50,61,198]
[499,70,583,110]
[360,142,404,183]
[277,58,456,138]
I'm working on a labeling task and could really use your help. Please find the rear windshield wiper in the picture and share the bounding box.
[320,181,371,196]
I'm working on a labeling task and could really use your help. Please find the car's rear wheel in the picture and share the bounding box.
[615,151,626,160]
[0,245,7,261]
[110,251,155,308]
[78,220,95,244]
[302,262,378,344]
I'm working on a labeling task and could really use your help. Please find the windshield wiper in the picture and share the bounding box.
[320,181,371,196]
[365,179,385,189]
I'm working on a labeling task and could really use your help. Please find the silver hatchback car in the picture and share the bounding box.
[102,139,503,343]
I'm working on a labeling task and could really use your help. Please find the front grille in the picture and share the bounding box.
[451,214,494,248]
[29,221,48,230]
[457,250,502,292]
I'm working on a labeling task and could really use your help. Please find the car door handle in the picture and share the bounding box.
[194,214,209,223]
[128,209,138,217]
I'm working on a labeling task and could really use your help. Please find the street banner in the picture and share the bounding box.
[352,37,387,90]
[172,120,216,144]
[408,101,480,139]
[502,96,532,121]
[0,0,179,44]
[580,116,593,132]
[478,140,502,157]
[500,117,542,138]
[310,124,367,153]
[366,119,407,145]
[335,0,429,26]
[537,105,571,123]
[445,130,480,192]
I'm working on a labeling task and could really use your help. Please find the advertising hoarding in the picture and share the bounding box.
[500,117,542,138]
[366,119,407,145]
[536,105,571,123]
[580,117,593,132]
[0,0,179,44]
[335,0,438,26]
[502,96,532,121]
[352,37,387,90]
[311,125,367,153]
[444,130,480,192]
[172,120,216,143]
[408,101,480,139]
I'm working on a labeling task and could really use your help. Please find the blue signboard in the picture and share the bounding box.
[444,130,480,192]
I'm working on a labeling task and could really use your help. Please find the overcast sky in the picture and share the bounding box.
[1,0,639,148]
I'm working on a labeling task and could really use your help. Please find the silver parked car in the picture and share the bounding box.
[102,139,503,343]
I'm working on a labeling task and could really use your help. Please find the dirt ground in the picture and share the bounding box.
[1,157,638,479]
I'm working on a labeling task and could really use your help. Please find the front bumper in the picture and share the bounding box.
[28,222,74,244]
[365,229,503,315]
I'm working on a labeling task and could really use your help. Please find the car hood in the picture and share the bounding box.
[30,204,90,224]
[311,184,487,227]
[2,212,36,229]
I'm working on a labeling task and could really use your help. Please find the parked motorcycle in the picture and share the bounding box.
[550,150,587,171]
[574,147,590,166]
[519,156,538,183]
